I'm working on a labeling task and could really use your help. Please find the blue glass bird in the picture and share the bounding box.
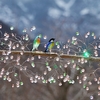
[44,38,55,52]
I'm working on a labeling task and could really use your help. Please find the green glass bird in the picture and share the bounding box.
[32,34,42,51]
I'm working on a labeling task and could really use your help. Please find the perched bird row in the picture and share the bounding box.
[32,34,55,52]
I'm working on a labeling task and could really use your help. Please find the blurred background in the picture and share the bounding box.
[0,0,100,39]
[0,0,100,100]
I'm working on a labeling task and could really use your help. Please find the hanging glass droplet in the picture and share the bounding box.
[31,62,35,67]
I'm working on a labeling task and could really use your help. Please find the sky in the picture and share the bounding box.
[0,0,100,40]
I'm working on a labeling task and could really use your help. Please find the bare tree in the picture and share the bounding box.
[0,24,100,100]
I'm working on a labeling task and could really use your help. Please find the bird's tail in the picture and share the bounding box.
[44,49,48,52]
[44,50,47,52]
[32,47,35,51]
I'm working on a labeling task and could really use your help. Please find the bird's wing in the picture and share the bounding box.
[33,37,38,44]
[45,42,51,52]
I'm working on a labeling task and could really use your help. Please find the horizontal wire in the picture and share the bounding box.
[0,50,100,61]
